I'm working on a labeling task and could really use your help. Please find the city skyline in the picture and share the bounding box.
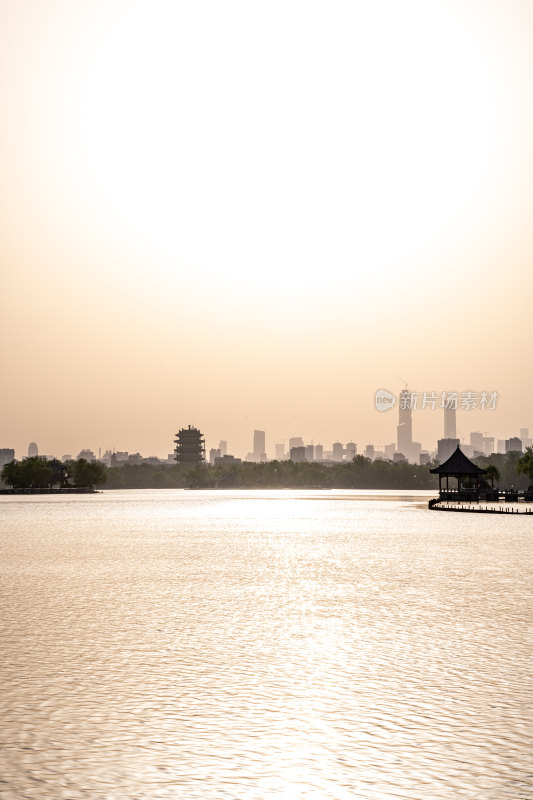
[5,409,530,465]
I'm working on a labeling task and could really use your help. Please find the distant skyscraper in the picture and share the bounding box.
[274,443,285,461]
[332,442,344,461]
[482,437,494,455]
[0,448,15,469]
[345,442,357,460]
[28,442,38,457]
[289,437,303,450]
[253,430,266,461]
[305,444,314,462]
[397,390,413,460]
[470,432,484,453]
[443,406,456,439]
[290,446,306,462]
[410,442,422,463]
[209,448,221,465]
[218,440,228,457]
[315,444,323,461]
[437,438,460,463]
[505,437,522,453]
[519,428,532,448]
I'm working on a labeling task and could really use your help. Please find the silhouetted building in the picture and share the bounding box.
[28,442,38,457]
[305,444,314,462]
[443,405,456,439]
[393,452,406,463]
[410,442,422,463]
[0,448,15,469]
[364,445,374,459]
[438,438,460,463]
[275,443,286,460]
[289,437,303,450]
[214,454,241,465]
[397,390,413,460]
[482,437,494,455]
[315,444,323,461]
[209,448,221,465]
[252,430,266,462]
[290,446,306,462]
[345,442,357,460]
[520,428,532,448]
[332,442,344,462]
[419,452,430,465]
[218,440,228,457]
[505,437,522,453]
[77,449,96,461]
[470,432,484,452]
[174,425,205,465]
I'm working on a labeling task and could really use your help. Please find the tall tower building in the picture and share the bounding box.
[470,432,484,453]
[519,428,532,448]
[28,442,38,457]
[174,425,205,465]
[443,406,456,439]
[253,430,265,455]
[0,449,15,469]
[274,443,286,461]
[396,390,413,458]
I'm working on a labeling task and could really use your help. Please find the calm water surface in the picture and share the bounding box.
[1,490,532,799]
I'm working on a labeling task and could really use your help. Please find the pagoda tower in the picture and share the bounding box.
[174,425,205,465]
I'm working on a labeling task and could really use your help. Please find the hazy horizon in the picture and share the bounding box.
[2,0,532,460]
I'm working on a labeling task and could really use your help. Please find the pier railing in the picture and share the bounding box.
[438,488,531,503]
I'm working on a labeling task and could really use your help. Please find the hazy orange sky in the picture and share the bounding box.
[1,0,532,458]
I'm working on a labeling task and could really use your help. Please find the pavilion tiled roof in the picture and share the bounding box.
[430,445,486,476]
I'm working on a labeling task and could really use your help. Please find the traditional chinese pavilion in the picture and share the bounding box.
[430,445,486,500]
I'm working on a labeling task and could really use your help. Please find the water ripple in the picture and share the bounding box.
[0,490,531,799]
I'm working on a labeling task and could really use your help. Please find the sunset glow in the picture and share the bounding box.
[1,0,532,456]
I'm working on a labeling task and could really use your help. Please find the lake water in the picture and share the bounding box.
[1,490,532,800]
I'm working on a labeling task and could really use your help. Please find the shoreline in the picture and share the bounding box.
[0,487,99,495]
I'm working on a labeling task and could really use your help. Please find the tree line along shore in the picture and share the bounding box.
[2,450,532,491]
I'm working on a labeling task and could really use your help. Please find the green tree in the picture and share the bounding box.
[517,447,533,484]
[153,471,170,488]
[484,465,500,488]
[1,456,53,488]
[1,459,21,487]
[73,459,106,487]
